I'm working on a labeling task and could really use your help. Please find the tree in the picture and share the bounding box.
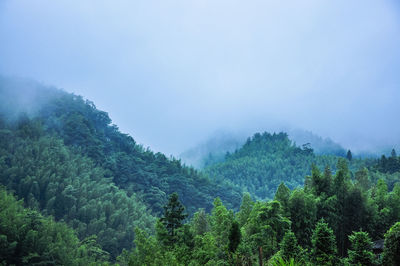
[311,219,337,266]
[346,150,352,161]
[382,222,400,266]
[391,148,397,158]
[210,197,234,255]
[244,201,290,260]
[228,221,241,254]
[159,192,187,246]
[237,192,254,227]
[288,189,317,248]
[347,230,374,266]
[191,208,209,236]
[274,183,291,217]
[279,230,302,262]
[355,168,369,191]
[333,158,351,256]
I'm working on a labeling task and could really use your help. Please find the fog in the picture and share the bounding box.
[1,0,400,156]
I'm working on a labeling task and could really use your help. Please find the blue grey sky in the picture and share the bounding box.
[1,0,400,155]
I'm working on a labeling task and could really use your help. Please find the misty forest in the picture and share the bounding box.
[1,1,400,266]
[1,77,400,266]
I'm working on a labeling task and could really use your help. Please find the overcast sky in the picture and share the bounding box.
[1,0,400,155]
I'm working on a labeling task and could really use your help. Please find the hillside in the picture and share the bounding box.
[1,77,400,265]
[180,129,348,169]
[0,77,241,213]
[205,132,369,200]
[0,77,242,259]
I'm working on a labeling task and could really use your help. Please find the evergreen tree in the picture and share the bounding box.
[279,230,302,262]
[159,192,187,245]
[391,148,397,158]
[346,150,352,161]
[347,230,374,266]
[311,219,337,266]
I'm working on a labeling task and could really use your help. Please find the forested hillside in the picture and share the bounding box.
[205,132,370,200]
[0,187,109,265]
[180,129,348,169]
[0,77,241,215]
[0,77,241,260]
[1,77,400,265]
[120,159,400,265]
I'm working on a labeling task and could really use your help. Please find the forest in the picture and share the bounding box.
[1,78,400,265]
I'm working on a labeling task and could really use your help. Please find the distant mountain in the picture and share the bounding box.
[180,128,347,169]
[204,132,368,200]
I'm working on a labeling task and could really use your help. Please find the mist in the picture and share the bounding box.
[1,0,400,156]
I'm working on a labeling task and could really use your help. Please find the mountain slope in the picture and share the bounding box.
[205,132,368,200]
[0,77,242,215]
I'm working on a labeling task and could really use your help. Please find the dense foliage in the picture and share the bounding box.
[0,187,107,265]
[205,132,368,200]
[0,118,155,259]
[1,77,400,264]
[0,77,241,215]
[122,160,400,265]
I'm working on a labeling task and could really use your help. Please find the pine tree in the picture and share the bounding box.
[159,192,187,245]
[346,150,352,161]
[347,231,374,266]
[311,219,337,266]
[279,230,302,261]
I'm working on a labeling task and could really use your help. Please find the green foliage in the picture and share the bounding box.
[279,230,303,262]
[274,183,291,217]
[159,193,187,246]
[0,187,103,265]
[35,87,242,214]
[347,230,374,266]
[191,208,210,236]
[237,192,255,227]
[382,222,400,266]
[311,219,337,266]
[228,221,241,253]
[288,189,317,248]
[269,256,303,266]
[205,132,366,201]
[244,201,291,259]
[118,227,179,266]
[211,197,234,256]
[0,120,155,259]
[375,149,400,174]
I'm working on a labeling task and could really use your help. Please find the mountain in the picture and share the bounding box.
[204,132,369,200]
[180,128,348,169]
[0,76,242,258]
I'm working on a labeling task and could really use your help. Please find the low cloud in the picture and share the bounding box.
[0,0,399,155]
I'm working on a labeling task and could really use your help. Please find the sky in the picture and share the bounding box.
[1,0,400,156]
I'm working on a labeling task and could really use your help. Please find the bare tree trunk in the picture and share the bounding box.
[258,246,263,266]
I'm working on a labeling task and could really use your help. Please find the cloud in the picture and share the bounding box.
[0,0,399,155]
